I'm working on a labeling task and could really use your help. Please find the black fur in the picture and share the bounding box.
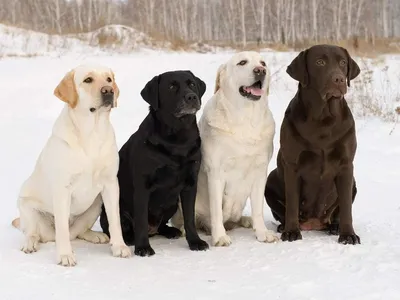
[100,70,209,256]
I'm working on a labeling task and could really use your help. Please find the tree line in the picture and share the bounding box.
[1,0,399,46]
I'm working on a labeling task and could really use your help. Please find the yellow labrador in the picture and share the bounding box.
[12,64,131,266]
[173,52,278,246]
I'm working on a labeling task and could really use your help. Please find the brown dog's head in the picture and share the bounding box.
[286,45,360,101]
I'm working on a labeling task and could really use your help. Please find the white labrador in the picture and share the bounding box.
[173,52,278,246]
[12,64,131,266]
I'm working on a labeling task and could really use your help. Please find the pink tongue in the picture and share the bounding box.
[244,87,263,96]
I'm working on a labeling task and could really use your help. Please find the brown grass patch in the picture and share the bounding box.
[348,57,398,122]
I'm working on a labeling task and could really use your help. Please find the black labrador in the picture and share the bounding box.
[100,70,209,256]
[264,44,361,245]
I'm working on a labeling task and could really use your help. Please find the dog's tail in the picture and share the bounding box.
[11,217,20,229]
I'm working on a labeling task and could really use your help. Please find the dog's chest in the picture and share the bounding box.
[150,160,196,192]
[69,148,115,215]
[218,135,271,172]
[297,147,344,179]
[148,161,196,214]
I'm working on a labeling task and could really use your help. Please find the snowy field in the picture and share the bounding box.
[1,51,400,300]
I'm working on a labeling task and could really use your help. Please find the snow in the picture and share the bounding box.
[0,24,169,57]
[1,50,400,300]
[0,24,226,58]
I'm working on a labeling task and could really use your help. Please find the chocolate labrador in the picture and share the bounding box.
[264,44,361,245]
[100,70,209,256]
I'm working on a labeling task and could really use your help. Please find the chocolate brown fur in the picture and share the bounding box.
[265,44,361,245]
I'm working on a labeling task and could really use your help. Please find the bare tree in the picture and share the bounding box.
[240,0,246,47]
[0,0,399,47]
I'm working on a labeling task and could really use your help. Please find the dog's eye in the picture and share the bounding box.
[189,82,195,88]
[107,77,112,83]
[237,60,247,66]
[83,77,93,83]
[260,61,266,67]
[316,59,326,66]
[339,60,347,67]
[169,84,175,90]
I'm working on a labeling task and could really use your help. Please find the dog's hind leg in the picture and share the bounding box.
[265,169,286,232]
[71,195,109,244]
[239,216,253,228]
[157,205,182,239]
[118,212,135,246]
[222,213,253,231]
[158,224,182,239]
[171,201,185,235]
[18,197,55,253]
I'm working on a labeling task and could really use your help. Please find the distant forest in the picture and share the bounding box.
[1,0,399,46]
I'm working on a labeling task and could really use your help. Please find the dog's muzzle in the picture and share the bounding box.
[175,92,201,117]
[239,66,266,101]
[323,73,347,101]
[101,85,114,107]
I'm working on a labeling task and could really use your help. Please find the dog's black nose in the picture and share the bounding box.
[101,85,114,105]
[101,86,114,95]
[184,93,198,103]
[253,66,266,76]
[332,74,346,85]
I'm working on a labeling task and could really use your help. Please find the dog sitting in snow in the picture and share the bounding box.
[173,51,278,246]
[264,44,361,245]
[100,70,209,256]
[12,64,131,266]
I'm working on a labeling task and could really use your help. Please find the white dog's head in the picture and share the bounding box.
[54,64,120,113]
[215,51,270,101]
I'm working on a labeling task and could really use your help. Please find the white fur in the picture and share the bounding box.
[172,52,278,246]
[15,64,131,266]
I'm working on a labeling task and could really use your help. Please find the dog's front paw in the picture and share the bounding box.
[255,229,279,243]
[57,252,77,267]
[338,233,360,245]
[212,234,232,247]
[111,243,131,258]
[21,235,40,253]
[281,229,302,242]
[188,239,209,251]
[327,223,340,235]
[134,245,155,257]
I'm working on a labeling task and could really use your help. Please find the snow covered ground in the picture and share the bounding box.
[1,51,400,300]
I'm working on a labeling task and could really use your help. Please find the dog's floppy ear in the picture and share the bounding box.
[214,64,226,94]
[340,47,360,87]
[187,71,206,98]
[286,50,309,87]
[141,75,159,110]
[54,70,78,108]
[111,71,120,107]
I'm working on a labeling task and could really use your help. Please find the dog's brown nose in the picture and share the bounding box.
[332,74,346,85]
[253,66,266,76]
[101,86,114,95]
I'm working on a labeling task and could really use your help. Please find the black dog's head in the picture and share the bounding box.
[141,70,206,118]
[286,44,360,101]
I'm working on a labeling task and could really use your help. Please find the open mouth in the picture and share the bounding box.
[239,81,264,100]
